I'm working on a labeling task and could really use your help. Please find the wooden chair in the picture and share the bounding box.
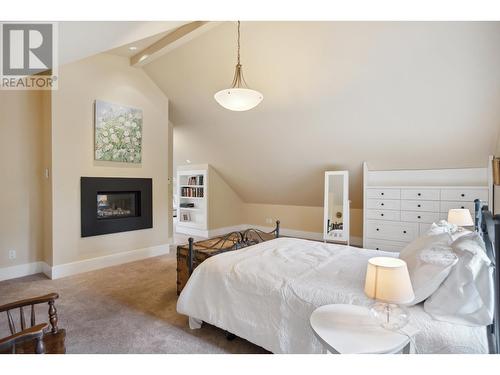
[0,293,66,354]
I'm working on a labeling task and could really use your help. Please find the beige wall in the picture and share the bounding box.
[51,53,170,266]
[209,166,244,229]
[243,203,363,239]
[41,90,53,266]
[0,91,44,268]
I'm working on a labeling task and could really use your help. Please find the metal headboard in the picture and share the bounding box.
[478,202,500,354]
[186,221,280,275]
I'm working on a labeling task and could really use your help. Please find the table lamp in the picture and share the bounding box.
[447,209,473,231]
[364,257,415,330]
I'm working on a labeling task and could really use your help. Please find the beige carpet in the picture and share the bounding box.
[0,253,268,354]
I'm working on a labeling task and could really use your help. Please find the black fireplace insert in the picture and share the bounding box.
[81,177,152,237]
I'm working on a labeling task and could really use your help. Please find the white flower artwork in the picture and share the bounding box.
[94,100,143,163]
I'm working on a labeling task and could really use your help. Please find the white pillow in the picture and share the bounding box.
[428,220,472,241]
[424,232,494,326]
[399,232,457,305]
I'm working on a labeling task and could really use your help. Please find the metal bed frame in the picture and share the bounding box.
[475,199,500,353]
[186,220,280,275]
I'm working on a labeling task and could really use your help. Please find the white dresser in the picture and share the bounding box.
[363,163,491,253]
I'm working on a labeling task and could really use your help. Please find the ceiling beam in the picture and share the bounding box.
[130,21,209,67]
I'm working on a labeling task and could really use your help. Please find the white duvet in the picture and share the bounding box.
[177,237,488,354]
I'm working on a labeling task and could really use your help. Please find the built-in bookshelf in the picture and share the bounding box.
[176,166,208,236]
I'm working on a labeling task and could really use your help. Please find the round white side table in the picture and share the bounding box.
[310,304,418,354]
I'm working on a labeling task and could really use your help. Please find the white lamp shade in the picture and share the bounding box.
[214,88,263,111]
[364,257,415,304]
[447,209,474,227]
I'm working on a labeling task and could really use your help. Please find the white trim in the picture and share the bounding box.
[239,224,363,247]
[49,243,170,279]
[207,224,247,238]
[0,244,171,282]
[0,261,45,282]
[42,262,53,279]
[183,222,364,247]
[175,225,209,238]
[363,161,368,248]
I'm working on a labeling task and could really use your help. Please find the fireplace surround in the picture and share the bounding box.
[81,177,152,237]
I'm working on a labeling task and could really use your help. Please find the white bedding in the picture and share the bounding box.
[176,237,488,354]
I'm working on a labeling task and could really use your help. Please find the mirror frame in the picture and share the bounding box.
[323,171,350,244]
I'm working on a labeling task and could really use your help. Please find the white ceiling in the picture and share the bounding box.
[107,29,173,57]
[143,21,500,208]
[58,21,187,65]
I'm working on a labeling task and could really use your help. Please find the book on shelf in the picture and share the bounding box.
[181,186,204,198]
[187,175,204,186]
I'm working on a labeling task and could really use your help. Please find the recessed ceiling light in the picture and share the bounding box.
[128,46,138,51]
[138,54,149,63]
[186,159,191,164]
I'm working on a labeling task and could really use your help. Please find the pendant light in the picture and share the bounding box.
[214,21,263,111]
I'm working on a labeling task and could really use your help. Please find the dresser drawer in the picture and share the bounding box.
[401,188,440,201]
[366,209,401,221]
[439,200,476,214]
[401,200,440,212]
[366,188,401,200]
[366,220,418,242]
[440,188,488,202]
[401,211,441,224]
[366,199,400,210]
[365,239,408,253]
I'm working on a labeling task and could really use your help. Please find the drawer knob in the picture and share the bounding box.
[417,193,421,196]
[376,247,380,250]
[461,206,465,209]
[403,230,407,234]
[381,213,384,217]
[417,204,421,207]
[381,203,384,206]
[381,192,384,196]
[461,193,465,197]
[376,228,380,231]
[417,215,421,219]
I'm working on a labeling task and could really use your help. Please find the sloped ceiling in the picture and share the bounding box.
[144,21,500,208]
[59,21,187,65]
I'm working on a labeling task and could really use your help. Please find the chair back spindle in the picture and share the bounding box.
[48,300,58,333]
[20,306,26,331]
[31,304,36,327]
[0,292,64,354]
[7,310,16,335]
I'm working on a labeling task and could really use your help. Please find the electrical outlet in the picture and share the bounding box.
[8,249,16,260]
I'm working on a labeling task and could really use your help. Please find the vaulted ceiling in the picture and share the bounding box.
[143,22,500,208]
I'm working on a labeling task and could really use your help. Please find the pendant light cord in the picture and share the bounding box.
[237,21,241,66]
[231,20,248,89]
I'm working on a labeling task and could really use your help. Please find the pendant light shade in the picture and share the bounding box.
[214,88,263,111]
[214,21,263,111]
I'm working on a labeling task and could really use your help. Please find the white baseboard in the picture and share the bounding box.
[49,243,170,279]
[42,262,53,279]
[0,244,170,282]
[206,223,363,247]
[208,225,247,238]
[0,261,45,282]
[175,225,209,238]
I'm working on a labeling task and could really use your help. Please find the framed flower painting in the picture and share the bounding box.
[94,100,143,163]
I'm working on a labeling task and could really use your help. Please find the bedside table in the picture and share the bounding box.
[310,304,419,354]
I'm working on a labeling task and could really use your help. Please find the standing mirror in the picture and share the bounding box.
[323,171,349,244]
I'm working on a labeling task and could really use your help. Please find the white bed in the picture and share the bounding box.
[176,237,488,354]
